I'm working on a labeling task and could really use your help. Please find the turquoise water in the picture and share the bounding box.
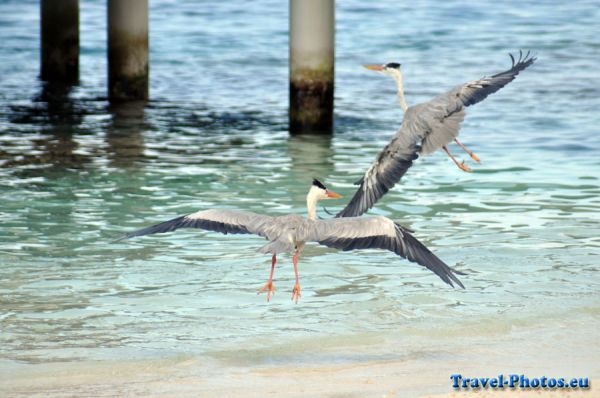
[0,0,599,384]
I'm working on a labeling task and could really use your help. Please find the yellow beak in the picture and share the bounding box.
[326,190,342,199]
[363,64,385,71]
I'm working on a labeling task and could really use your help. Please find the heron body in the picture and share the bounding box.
[336,51,536,218]
[122,179,464,303]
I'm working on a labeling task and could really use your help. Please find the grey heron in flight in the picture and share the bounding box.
[122,179,464,303]
[335,51,536,218]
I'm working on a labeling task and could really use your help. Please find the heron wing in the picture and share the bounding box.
[454,50,536,108]
[420,50,536,154]
[301,217,464,288]
[121,209,282,241]
[335,109,423,218]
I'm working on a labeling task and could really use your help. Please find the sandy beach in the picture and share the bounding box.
[2,320,597,397]
[1,357,596,398]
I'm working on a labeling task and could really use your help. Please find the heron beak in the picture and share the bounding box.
[363,64,385,71]
[326,190,342,199]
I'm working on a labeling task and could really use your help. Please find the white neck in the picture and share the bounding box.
[392,70,408,112]
[306,187,320,220]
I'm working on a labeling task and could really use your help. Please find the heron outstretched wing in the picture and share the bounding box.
[453,50,537,108]
[121,209,281,241]
[301,216,465,288]
[420,50,536,154]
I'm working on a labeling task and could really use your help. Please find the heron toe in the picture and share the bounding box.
[291,283,301,304]
[458,161,473,173]
[258,282,276,302]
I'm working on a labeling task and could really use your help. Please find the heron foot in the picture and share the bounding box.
[258,282,276,302]
[291,283,301,304]
[454,138,481,163]
[458,161,473,173]
[444,145,473,173]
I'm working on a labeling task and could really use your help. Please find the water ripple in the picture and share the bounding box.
[1,0,599,365]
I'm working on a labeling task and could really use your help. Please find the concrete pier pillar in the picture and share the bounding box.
[289,0,335,134]
[40,0,79,84]
[108,0,149,102]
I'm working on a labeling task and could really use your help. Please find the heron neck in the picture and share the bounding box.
[393,72,409,112]
[306,191,318,220]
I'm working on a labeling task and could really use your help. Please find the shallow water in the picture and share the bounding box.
[0,0,599,384]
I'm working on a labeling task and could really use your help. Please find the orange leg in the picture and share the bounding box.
[291,254,301,304]
[454,138,480,163]
[443,145,472,172]
[258,254,277,302]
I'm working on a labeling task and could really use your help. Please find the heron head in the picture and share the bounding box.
[363,62,401,77]
[311,178,342,200]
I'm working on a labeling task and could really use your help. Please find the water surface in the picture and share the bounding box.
[0,0,599,393]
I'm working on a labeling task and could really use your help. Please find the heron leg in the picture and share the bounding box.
[291,254,301,304]
[443,145,472,173]
[258,254,277,302]
[454,138,481,163]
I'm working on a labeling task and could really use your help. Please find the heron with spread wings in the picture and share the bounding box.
[336,51,536,219]
[122,179,464,303]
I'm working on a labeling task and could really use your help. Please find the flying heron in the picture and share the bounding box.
[121,179,464,303]
[335,51,536,218]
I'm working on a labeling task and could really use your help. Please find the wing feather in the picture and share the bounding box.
[455,50,536,108]
[335,111,425,218]
[421,51,535,154]
[419,108,465,155]
[305,217,465,288]
[121,209,279,241]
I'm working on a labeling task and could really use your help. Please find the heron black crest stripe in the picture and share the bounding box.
[312,178,326,190]
[386,62,401,69]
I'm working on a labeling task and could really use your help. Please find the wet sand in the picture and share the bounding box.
[1,357,596,398]
[2,321,597,398]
